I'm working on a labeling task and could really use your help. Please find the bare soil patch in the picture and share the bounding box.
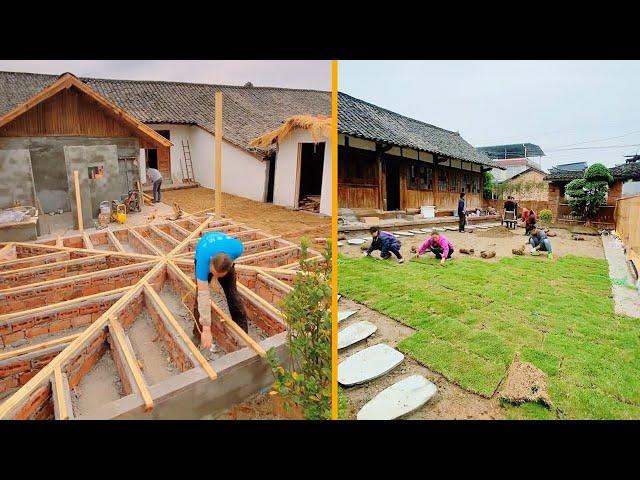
[499,356,552,408]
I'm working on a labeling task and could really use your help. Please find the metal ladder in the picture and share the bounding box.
[181,140,195,182]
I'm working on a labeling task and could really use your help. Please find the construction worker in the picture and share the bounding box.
[146,167,163,203]
[529,226,553,259]
[458,192,467,232]
[194,232,248,350]
[416,229,454,265]
[364,226,404,263]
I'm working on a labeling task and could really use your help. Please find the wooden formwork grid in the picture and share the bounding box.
[0,208,323,419]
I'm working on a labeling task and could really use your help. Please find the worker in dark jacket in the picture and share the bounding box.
[364,227,404,263]
[458,192,467,232]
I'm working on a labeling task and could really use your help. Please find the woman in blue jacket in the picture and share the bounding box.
[363,227,404,263]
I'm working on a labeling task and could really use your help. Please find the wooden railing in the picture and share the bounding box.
[615,195,640,268]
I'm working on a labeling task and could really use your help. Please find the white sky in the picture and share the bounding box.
[0,60,331,90]
[339,60,640,169]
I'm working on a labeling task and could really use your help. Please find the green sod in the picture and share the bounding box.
[338,254,640,419]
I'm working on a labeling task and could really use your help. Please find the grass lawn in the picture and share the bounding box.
[338,254,640,419]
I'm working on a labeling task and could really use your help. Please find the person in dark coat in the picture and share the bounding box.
[364,227,404,263]
[458,192,467,232]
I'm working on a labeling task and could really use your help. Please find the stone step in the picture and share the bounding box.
[357,374,438,420]
[338,343,404,386]
[338,321,377,349]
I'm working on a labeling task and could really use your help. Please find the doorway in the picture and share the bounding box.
[385,158,400,211]
[297,143,325,209]
[266,152,276,203]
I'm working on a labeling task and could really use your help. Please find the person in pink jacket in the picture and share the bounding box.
[416,230,455,265]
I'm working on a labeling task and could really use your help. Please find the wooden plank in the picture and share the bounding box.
[52,366,71,420]
[0,333,81,362]
[0,243,15,261]
[82,232,94,250]
[150,225,179,246]
[9,240,158,261]
[236,245,300,263]
[0,251,70,271]
[108,317,154,411]
[106,229,125,252]
[168,216,213,257]
[214,92,223,215]
[0,262,165,419]
[73,170,83,233]
[256,270,294,293]
[127,229,163,256]
[238,283,283,318]
[143,282,217,380]
[167,261,266,358]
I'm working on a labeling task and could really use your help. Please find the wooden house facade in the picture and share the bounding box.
[337,93,502,214]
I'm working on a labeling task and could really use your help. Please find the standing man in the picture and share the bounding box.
[458,192,467,232]
[146,166,163,203]
[364,227,404,263]
[194,231,248,349]
[529,227,553,259]
[417,230,455,265]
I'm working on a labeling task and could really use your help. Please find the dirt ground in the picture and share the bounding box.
[163,187,330,244]
[214,392,288,420]
[339,224,604,262]
[338,297,505,420]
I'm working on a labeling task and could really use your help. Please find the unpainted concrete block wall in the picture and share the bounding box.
[0,137,140,227]
[0,149,36,209]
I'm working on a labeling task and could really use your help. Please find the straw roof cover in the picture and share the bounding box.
[250,114,332,149]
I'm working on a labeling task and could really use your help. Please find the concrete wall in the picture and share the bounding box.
[189,126,268,202]
[0,149,36,209]
[274,129,332,216]
[0,137,139,230]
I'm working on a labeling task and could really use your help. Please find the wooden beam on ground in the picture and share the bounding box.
[52,366,72,420]
[106,229,125,252]
[82,232,94,250]
[143,282,217,380]
[150,225,179,247]
[214,92,223,215]
[0,243,15,261]
[56,236,63,247]
[73,170,83,233]
[0,261,166,419]
[127,229,163,256]
[108,317,154,411]
[167,261,266,358]
[9,241,157,261]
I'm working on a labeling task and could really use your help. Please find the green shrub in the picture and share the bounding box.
[266,238,332,420]
[539,209,553,225]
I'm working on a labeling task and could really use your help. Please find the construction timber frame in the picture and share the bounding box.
[0,209,324,419]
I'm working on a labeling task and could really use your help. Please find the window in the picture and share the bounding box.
[88,165,104,180]
[438,167,449,192]
[338,145,377,185]
[406,161,433,190]
[471,176,480,193]
[449,171,460,192]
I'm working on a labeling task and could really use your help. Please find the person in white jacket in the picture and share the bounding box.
[146,167,163,203]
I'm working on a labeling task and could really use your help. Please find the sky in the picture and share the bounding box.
[339,61,640,170]
[0,60,331,90]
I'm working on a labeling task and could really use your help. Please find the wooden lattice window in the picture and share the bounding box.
[407,161,433,190]
[438,167,449,192]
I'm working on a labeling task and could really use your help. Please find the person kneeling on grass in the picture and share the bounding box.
[194,232,248,350]
[363,226,404,263]
[529,227,553,259]
[417,230,454,265]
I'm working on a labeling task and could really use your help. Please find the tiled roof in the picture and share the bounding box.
[0,71,331,156]
[545,162,640,182]
[338,92,502,169]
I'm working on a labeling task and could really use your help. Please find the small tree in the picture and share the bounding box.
[266,238,332,420]
[483,171,495,199]
[565,163,613,225]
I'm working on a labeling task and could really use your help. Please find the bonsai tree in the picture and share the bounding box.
[266,238,332,420]
[564,163,613,225]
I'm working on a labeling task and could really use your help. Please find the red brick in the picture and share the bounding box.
[49,319,72,333]
[0,375,18,392]
[18,370,37,385]
[14,385,50,420]
[25,325,49,338]
[0,323,10,335]
[0,360,30,377]
[31,353,58,369]
[3,330,25,345]
[71,314,93,328]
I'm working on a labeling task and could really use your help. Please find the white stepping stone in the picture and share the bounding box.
[338,310,357,323]
[337,294,342,301]
[357,375,437,420]
[347,238,366,245]
[393,231,414,237]
[444,227,458,231]
[337,241,345,247]
[338,321,377,349]
[338,344,404,386]
[408,230,424,234]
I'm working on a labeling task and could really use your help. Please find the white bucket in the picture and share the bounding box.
[421,205,435,218]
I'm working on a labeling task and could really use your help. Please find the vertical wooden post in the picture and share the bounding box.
[214,92,223,215]
[73,170,83,233]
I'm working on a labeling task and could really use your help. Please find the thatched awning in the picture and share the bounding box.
[249,114,332,149]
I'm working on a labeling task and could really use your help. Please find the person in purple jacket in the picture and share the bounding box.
[363,226,404,263]
[416,230,454,265]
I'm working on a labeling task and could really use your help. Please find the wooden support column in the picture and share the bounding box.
[52,366,73,420]
[214,92,223,216]
[73,170,83,233]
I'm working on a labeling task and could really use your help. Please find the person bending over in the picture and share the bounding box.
[417,230,454,265]
[524,209,537,235]
[529,227,553,259]
[364,227,404,263]
[194,232,248,350]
